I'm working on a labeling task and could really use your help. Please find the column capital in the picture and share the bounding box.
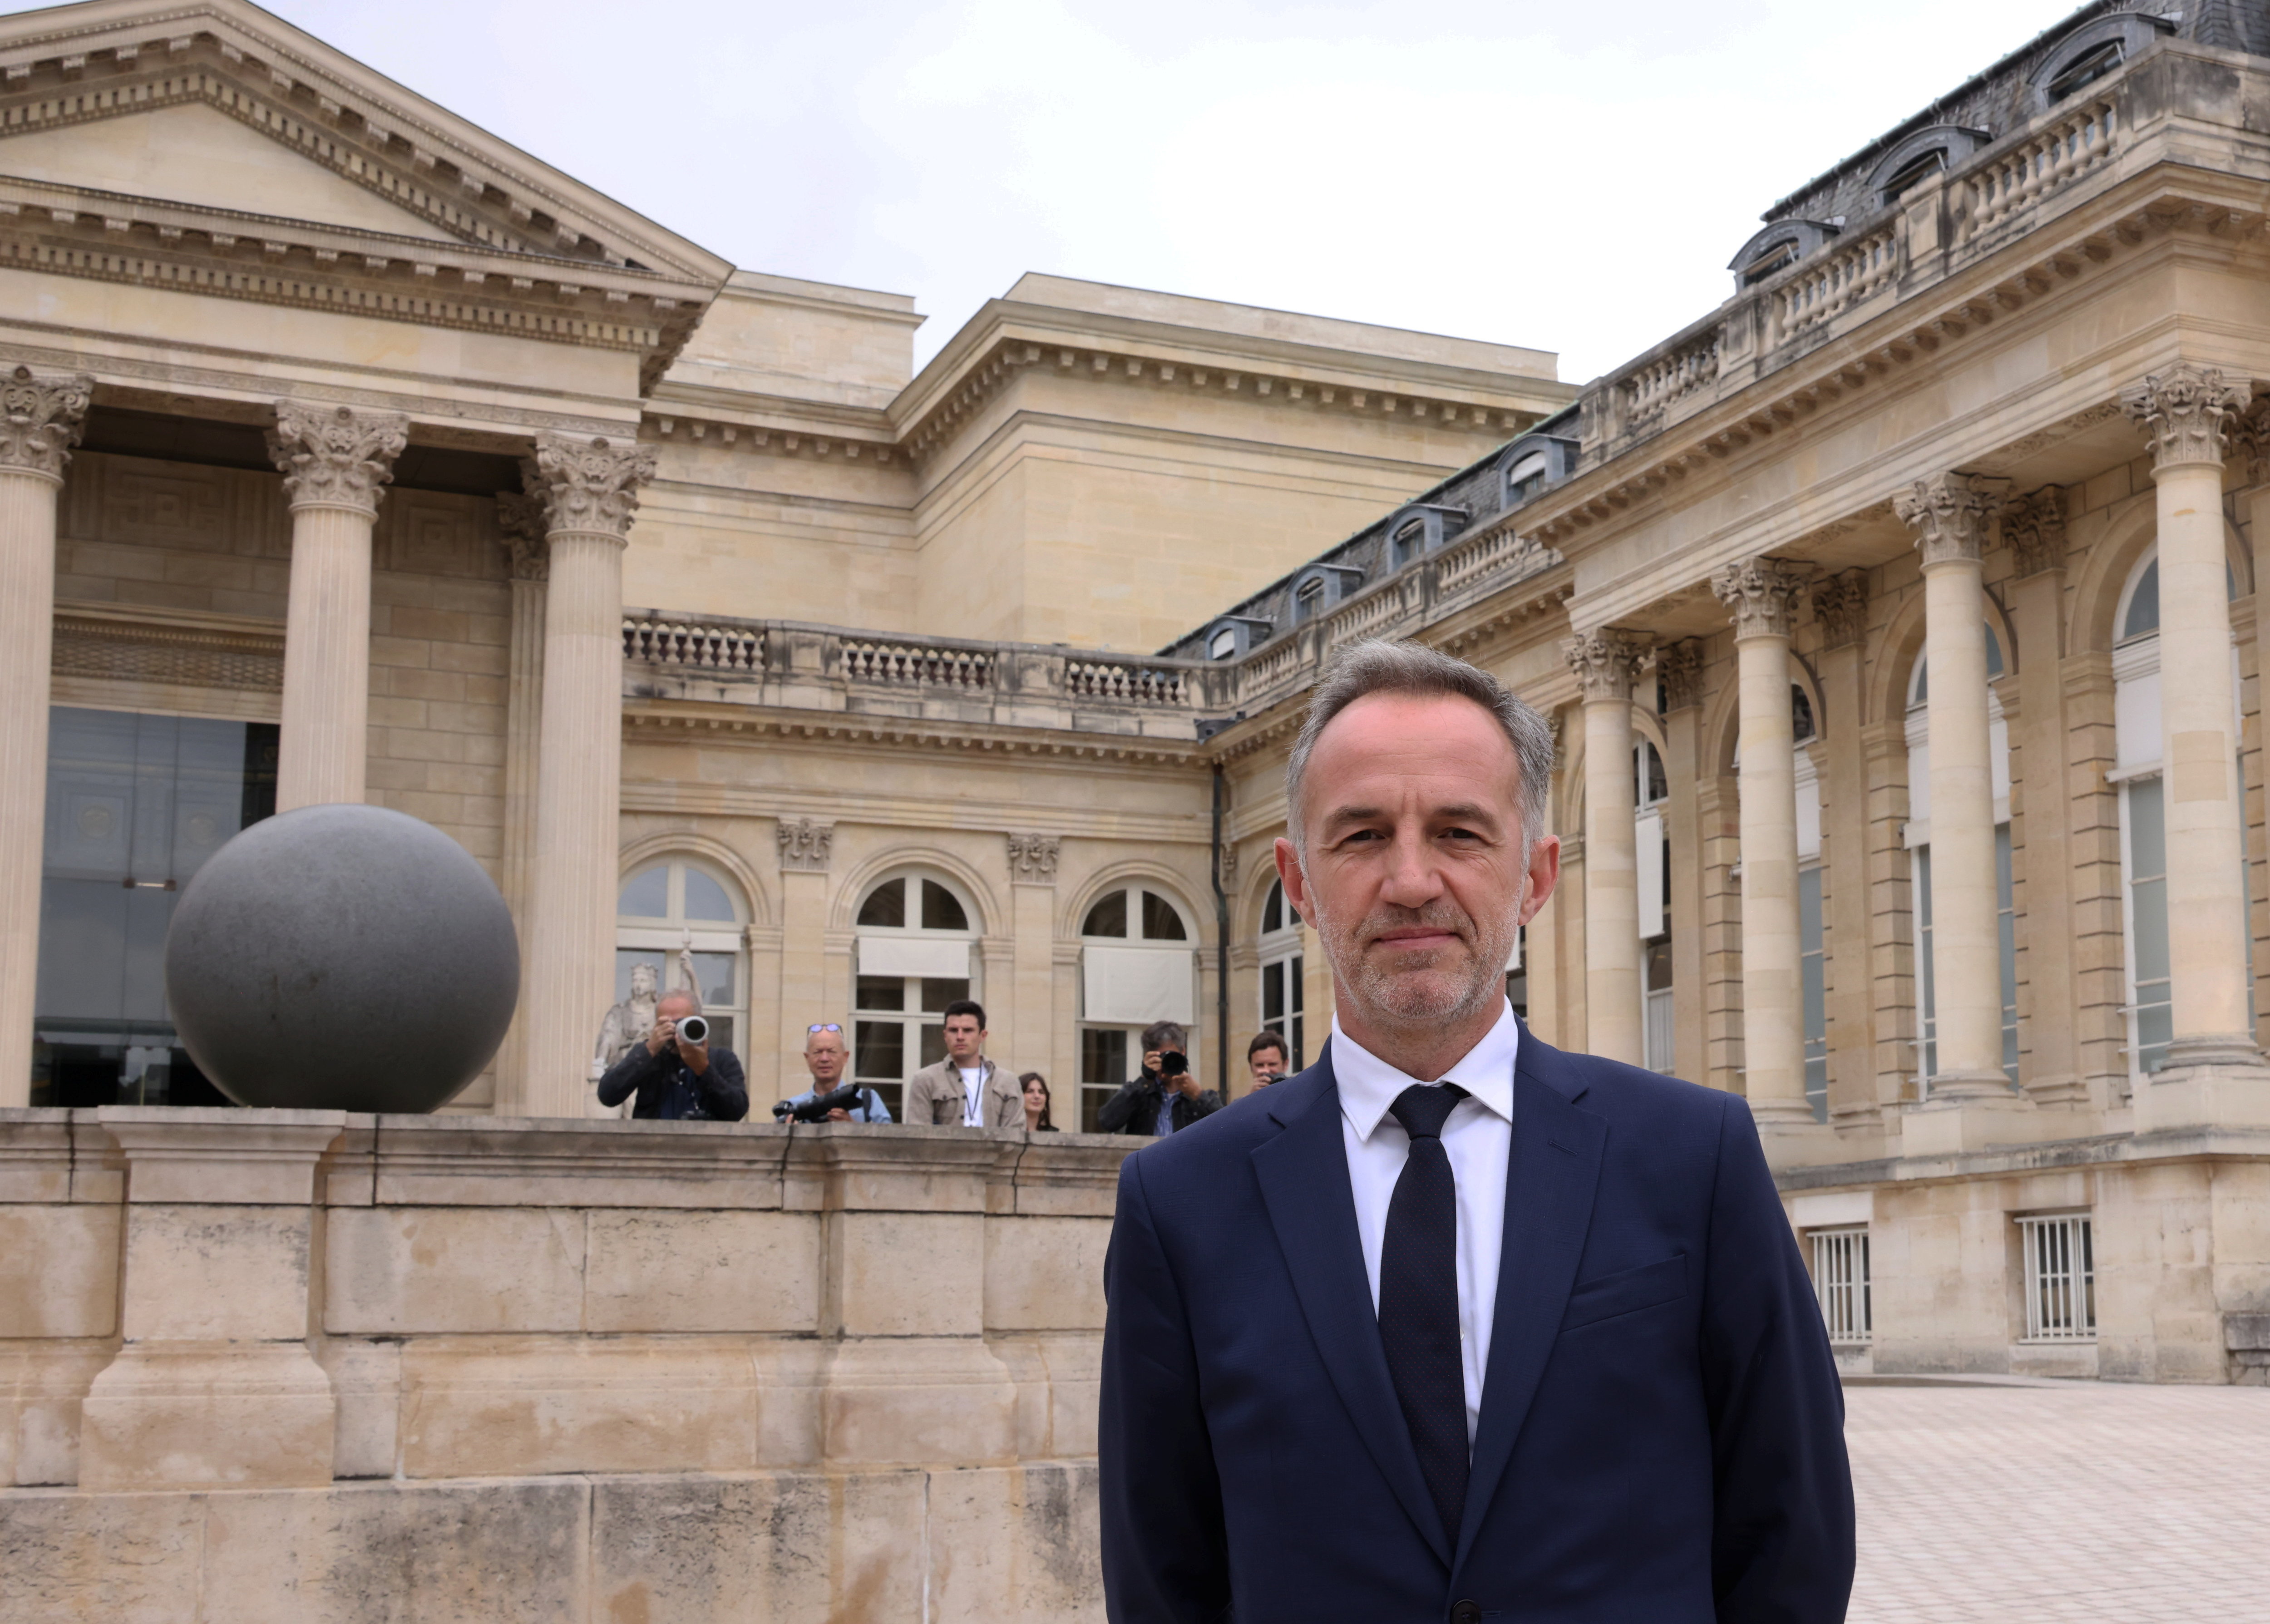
[2121,364,2249,469]
[1658,639,1705,711]
[1006,832,1061,885]
[1811,569,1870,650]
[528,431,656,544]
[1894,471,2008,567]
[266,400,409,517]
[777,816,834,874]
[2003,485,2069,578]
[495,489,548,581]
[0,364,93,482]
[1560,627,1651,703]
[1710,556,1809,641]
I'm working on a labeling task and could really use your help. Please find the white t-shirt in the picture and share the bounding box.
[959,1065,986,1127]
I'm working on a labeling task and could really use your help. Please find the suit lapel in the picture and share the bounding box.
[1251,1052,1451,1567]
[1455,1026,1607,1568]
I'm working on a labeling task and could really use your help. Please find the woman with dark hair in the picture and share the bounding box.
[1019,1071,1059,1132]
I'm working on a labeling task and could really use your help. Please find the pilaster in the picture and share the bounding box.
[777,818,835,1092]
[1658,644,1706,1084]
[1006,835,1060,1100]
[1814,573,1880,1143]
[492,489,547,1116]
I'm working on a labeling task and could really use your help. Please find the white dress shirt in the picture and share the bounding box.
[1333,1000,1518,1448]
[959,1065,986,1127]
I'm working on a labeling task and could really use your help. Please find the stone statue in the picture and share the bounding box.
[594,961,660,1080]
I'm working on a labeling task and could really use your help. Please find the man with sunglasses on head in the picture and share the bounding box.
[781,1023,894,1122]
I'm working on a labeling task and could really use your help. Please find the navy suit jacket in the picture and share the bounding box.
[1099,1023,1854,1623]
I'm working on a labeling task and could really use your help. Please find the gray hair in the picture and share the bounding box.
[1285,638,1554,852]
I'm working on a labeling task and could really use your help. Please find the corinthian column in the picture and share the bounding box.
[2122,366,2268,1094]
[1712,557,1814,1125]
[1894,472,2012,1106]
[266,401,409,811]
[521,433,655,1117]
[1562,628,1650,1064]
[0,365,91,1108]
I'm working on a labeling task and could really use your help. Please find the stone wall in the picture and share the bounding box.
[0,1108,1134,1622]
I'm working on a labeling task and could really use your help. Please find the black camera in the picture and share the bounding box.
[774,1083,861,1123]
[1159,1050,1189,1078]
[674,1014,709,1047]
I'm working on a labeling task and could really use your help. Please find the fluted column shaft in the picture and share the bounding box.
[1896,473,2008,1091]
[1564,629,1648,1064]
[0,366,90,1107]
[522,435,656,1118]
[268,402,408,812]
[491,493,547,1115]
[2125,367,2260,1061]
[1713,559,1811,1122]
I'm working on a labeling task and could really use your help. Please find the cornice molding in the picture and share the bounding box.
[622,703,1208,770]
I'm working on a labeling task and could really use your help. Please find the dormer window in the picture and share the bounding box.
[1295,576,1325,613]
[1495,434,1577,510]
[1390,517,1428,570]
[1505,452,1550,504]
[2047,39,2122,103]
[1201,615,1274,661]
[1726,221,1838,292]
[1380,504,1466,570]
[1880,149,1945,204]
[1865,126,1989,211]
[1207,626,1238,660]
[1740,242,1800,286]
[1286,563,1364,622]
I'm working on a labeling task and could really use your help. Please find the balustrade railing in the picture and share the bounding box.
[1066,658,1189,706]
[623,617,767,673]
[1964,98,2118,239]
[842,637,992,689]
[1772,223,1899,345]
[1620,334,1720,424]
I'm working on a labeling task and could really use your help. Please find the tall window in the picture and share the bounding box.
[1796,706,1827,1119]
[1079,883,1196,1129]
[1810,1227,1871,1345]
[617,859,748,1055]
[1258,878,1305,1073]
[853,872,979,1120]
[1636,739,1673,1072]
[2018,1213,2096,1342]
[34,707,276,1106]
[1905,626,2017,1090]
[2112,552,2246,1081]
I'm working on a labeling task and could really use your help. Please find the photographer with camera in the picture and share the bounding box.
[1096,1019,1220,1136]
[595,991,750,1121]
[774,1023,894,1123]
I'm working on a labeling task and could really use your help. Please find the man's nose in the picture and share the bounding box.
[1377,827,1446,907]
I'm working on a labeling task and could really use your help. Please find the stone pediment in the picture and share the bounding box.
[0,0,730,285]
[0,100,466,243]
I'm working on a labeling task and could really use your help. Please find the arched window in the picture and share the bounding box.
[853,871,981,1118]
[617,858,748,1056]
[1078,883,1198,1129]
[1257,878,1305,1076]
[1903,624,2017,1091]
[2110,549,2244,1081]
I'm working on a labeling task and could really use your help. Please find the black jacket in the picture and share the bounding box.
[596,1042,749,1121]
[1096,1070,1221,1135]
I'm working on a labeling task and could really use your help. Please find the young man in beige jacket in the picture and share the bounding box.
[903,999,1024,1127]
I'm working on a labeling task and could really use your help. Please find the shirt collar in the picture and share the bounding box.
[1332,1000,1519,1143]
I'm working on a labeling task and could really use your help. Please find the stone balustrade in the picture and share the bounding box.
[0,1107,1136,1622]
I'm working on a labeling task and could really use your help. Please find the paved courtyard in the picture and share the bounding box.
[1846,1380,2270,1622]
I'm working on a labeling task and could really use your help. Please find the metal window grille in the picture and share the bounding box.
[1810,1227,1871,1344]
[2018,1213,2096,1342]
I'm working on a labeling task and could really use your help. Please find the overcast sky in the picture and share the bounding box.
[27,0,2091,383]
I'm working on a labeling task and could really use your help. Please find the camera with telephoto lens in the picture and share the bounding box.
[1158,1050,1189,1078]
[673,1014,708,1047]
[773,1083,862,1123]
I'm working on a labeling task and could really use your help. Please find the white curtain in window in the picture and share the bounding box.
[1085,945,1195,1024]
[858,936,971,978]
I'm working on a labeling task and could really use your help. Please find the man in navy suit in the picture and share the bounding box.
[1100,638,1853,1623]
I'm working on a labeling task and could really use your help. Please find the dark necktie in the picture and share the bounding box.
[1380,1081,1469,1548]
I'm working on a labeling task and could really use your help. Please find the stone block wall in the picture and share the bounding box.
[0,1109,1134,1623]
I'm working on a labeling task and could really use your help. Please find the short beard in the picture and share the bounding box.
[1302,860,1523,1041]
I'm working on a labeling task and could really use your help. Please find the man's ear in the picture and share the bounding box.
[1274,837,1311,920]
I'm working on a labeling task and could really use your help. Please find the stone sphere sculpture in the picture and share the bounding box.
[164,804,520,1113]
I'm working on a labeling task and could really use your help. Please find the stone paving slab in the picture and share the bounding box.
[1847,1382,2270,1623]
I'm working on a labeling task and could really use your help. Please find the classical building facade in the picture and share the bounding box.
[7,21,2270,1591]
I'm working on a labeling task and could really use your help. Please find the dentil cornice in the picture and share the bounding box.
[266,400,407,515]
[0,363,92,480]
